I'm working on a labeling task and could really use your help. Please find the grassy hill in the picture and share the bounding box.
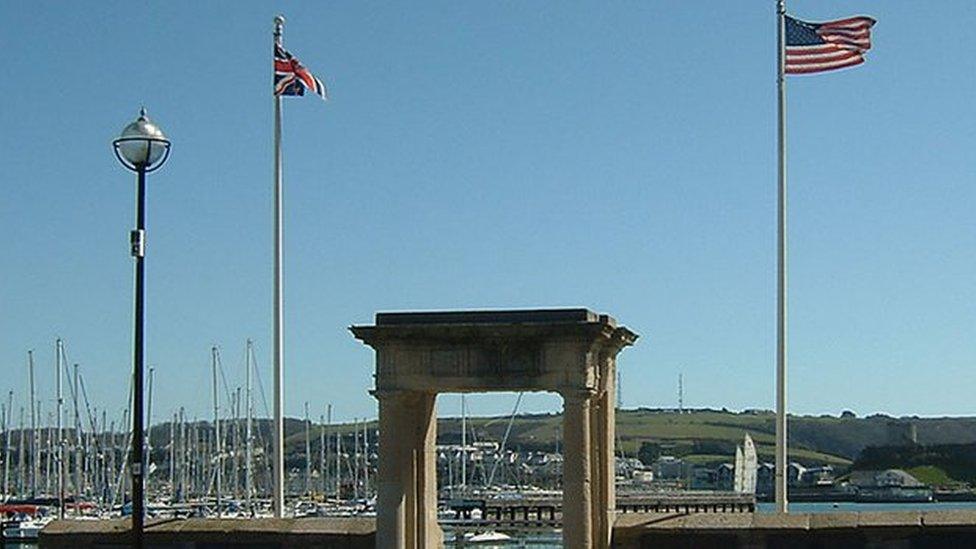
[855,442,976,486]
[149,408,976,471]
[435,409,854,467]
[435,409,976,468]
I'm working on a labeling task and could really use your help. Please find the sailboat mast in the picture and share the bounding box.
[169,413,175,501]
[352,418,359,501]
[3,391,11,498]
[178,407,186,502]
[0,401,5,499]
[189,420,196,498]
[212,346,222,517]
[57,339,65,518]
[73,364,82,511]
[102,411,109,504]
[45,409,52,495]
[146,367,154,501]
[363,420,369,498]
[318,413,325,499]
[244,340,253,513]
[304,401,310,497]
[0,402,6,499]
[233,387,241,499]
[28,350,37,497]
[460,395,467,491]
[18,407,25,496]
[334,419,341,500]
[323,404,331,498]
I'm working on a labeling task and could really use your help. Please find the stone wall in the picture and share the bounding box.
[40,517,375,549]
[611,510,976,549]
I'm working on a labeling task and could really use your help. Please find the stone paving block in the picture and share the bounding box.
[856,511,922,528]
[810,512,859,530]
[751,512,810,530]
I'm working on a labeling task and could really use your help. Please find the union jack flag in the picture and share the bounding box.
[274,44,328,100]
[785,15,876,75]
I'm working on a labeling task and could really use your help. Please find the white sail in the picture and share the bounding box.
[742,433,758,494]
[733,445,744,493]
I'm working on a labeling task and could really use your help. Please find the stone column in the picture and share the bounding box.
[412,392,441,548]
[562,390,594,549]
[376,391,407,548]
[590,387,604,546]
[587,355,617,548]
[596,358,617,548]
[374,390,440,549]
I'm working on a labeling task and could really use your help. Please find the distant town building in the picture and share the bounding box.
[849,469,932,502]
[691,467,718,490]
[756,462,775,495]
[850,469,924,488]
[615,456,646,480]
[653,456,685,481]
[715,463,735,491]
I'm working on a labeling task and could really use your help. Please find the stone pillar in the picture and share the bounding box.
[413,392,441,548]
[596,358,617,548]
[562,390,594,549]
[586,355,616,549]
[376,391,407,549]
[375,390,440,549]
[590,388,604,546]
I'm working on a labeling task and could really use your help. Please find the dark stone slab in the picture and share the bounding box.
[611,511,976,549]
[40,517,375,549]
[375,308,608,326]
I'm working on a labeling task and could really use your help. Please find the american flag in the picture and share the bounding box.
[274,44,328,100]
[785,15,876,75]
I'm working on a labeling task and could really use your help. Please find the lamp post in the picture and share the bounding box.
[113,108,170,549]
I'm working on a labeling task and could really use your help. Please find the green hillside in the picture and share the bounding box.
[435,409,976,468]
[435,409,853,467]
[855,443,976,486]
[151,408,976,471]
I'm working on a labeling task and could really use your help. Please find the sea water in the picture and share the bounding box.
[758,501,976,513]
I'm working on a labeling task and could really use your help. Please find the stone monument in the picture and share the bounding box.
[351,308,638,549]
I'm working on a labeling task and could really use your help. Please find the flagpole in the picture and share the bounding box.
[272,13,286,519]
[775,0,789,514]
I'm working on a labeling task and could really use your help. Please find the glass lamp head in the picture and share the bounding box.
[113,108,171,172]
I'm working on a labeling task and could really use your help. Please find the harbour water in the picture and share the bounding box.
[758,501,976,513]
[445,530,563,548]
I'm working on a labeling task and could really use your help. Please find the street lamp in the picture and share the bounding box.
[113,108,170,549]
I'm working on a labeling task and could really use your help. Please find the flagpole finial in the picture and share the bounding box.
[274,15,285,41]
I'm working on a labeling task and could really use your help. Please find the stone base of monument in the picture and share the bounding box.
[39,517,375,548]
[611,510,976,549]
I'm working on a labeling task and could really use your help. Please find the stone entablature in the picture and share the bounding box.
[353,309,635,395]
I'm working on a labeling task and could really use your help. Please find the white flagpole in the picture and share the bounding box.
[775,0,789,514]
[272,13,286,519]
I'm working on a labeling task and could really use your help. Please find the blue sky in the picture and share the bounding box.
[1,1,974,425]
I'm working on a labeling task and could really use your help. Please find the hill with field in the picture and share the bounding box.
[431,408,976,469]
[151,408,976,473]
